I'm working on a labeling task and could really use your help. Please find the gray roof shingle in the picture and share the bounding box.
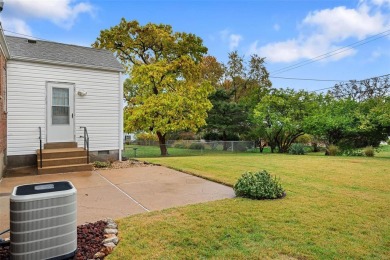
[5,36,124,72]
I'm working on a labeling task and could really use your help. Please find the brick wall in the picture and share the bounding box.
[0,49,6,177]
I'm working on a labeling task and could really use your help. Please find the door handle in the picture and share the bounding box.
[72,113,74,118]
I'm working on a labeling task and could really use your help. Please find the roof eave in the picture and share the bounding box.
[0,25,11,59]
[10,56,125,72]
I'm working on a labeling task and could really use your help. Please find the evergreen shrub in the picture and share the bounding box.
[327,145,340,156]
[363,146,375,157]
[233,170,285,200]
[189,142,205,150]
[93,161,110,168]
[289,143,306,155]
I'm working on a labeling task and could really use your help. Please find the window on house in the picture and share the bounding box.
[52,87,70,124]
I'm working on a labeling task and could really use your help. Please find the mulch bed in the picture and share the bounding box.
[76,220,107,259]
[0,243,10,259]
[0,220,109,260]
[94,159,158,170]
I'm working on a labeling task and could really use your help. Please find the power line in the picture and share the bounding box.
[312,86,335,92]
[311,73,390,92]
[272,29,390,75]
[271,73,390,85]
[270,76,345,82]
[4,28,388,89]
[2,29,46,41]
[271,28,390,75]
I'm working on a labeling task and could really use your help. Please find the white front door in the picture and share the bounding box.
[47,82,75,142]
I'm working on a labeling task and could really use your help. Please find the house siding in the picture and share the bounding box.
[0,46,6,177]
[7,60,121,157]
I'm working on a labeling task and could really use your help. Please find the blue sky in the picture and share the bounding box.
[1,0,390,91]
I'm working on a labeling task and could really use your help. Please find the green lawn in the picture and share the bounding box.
[377,144,390,158]
[108,148,390,259]
[123,144,206,158]
[123,142,265,158]
[123,144,390,159]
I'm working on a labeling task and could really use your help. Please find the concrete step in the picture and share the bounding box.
[37,156,88,167]
[44,142,78,149]
[37,163,93,175]
[37,148,87,159]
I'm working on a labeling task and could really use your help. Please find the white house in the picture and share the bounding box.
[5,36,124,172]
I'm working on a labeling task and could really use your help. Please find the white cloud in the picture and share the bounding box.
[4,0,94,30]
[302,5,386,40]
[250,1,390,63]
[369,0,390,6]
[219,29,243,50]
[1,18,32,37]
[229,34,242,50]
[219,29,229,40]
[249,37,356,63]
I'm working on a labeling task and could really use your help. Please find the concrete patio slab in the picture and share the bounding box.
[99,167,235,211]
[0,166,234,238]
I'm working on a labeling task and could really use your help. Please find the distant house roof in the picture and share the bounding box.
[5,36,124,72]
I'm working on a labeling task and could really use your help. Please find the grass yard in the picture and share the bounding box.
[377,144,390,158]
[123,144,264,158]
[123,144,207,158]
[123,144,390,159]
[107,149,390,259]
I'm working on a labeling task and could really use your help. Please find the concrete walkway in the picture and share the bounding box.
[0,166,234,235]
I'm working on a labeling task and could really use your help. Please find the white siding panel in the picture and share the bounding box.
[7,60,121,156]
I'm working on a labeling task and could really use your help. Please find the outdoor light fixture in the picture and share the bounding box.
[77,90,87,96]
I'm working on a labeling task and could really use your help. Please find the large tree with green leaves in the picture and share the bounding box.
[204,89,249,150]
[253,88,317,153]
[224,51,271,107]
[94,19,214,156]
[303,97,359,148]
[200,55,225,88]
[201,52,271,144]
[304,96,390,151]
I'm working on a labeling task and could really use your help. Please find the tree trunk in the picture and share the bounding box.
[156,131,168,156]
[258,138,268,153]
[222,131,228,151]
[259,138,264,153]
[270,143,275,153]
[312,142,319,152]
[279,138,290,153]
[277,140,284,153]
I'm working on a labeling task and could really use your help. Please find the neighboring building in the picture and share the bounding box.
[5,36,124,169]
[124,133,136,142]
[0,25,9,178]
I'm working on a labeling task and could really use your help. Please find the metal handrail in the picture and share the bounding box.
[80,126,90,164]
[38,126,42,169]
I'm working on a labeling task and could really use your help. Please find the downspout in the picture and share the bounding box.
[118,71,123,161]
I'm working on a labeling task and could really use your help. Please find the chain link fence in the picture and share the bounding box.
[123,140,258,158]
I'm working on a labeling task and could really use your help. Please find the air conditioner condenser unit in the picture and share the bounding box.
[10,181,77,260]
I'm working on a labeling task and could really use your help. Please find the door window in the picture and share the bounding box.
[52,87,70,125]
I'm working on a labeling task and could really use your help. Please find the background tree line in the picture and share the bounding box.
[94,19,390,155]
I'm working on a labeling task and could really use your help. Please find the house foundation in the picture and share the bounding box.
[89,150,120,163]
[7,149,121,169]
[7,154,37,169]
[0,151,5,178]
